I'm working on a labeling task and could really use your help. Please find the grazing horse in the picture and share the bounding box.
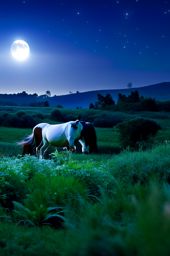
[19,121,97,156]
[38,120,83,158]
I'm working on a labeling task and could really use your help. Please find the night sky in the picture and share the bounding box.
[0,0,170,95]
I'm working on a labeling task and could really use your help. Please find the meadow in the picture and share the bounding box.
[0,106,170,255]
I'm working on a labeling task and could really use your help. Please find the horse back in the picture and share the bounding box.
[43,123,68,145]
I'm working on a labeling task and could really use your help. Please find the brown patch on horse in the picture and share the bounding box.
[22,143,34,155]
[21,127,43,156]
[34,127,43,147]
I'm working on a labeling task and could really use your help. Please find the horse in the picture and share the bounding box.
[38,120,83,158]
[19,121,97,156]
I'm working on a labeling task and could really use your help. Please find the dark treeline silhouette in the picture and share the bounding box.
[0,91,50,107]
[89,91,170,112]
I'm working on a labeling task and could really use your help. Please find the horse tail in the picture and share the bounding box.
[18,123,47,156]
[17,133,35,155]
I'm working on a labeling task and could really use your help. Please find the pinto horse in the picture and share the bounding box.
[19,120,84,158]
[19,121,97,156]
[38,120,83,158]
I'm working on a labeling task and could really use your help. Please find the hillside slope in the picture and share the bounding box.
[0,82,170,108]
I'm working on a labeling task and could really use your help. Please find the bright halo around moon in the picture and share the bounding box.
[11,39,30,62]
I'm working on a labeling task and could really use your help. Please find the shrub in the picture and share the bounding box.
[117,118,161,150]
[1,113,37,128]
[141,98,158,111]
[50,109,65,122]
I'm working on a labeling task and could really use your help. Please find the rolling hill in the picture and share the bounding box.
[0,82,170,108]
[46,82,170,108]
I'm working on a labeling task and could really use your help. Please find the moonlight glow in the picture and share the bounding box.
[11,39,30,61]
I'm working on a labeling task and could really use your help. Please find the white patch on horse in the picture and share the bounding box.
[39,120,83,159]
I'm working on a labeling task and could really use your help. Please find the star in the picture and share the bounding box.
[124,12,129,19]
[76,11,80,16]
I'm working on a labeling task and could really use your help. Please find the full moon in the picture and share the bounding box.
[11,39,30,61]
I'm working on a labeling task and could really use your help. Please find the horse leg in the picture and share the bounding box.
[43,146,50,158]
[78,139,89,154]
[39,141,49,159]
[36,141,43,158]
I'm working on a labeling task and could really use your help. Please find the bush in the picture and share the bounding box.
[1,113,37,128]
[50,109,65,122]
[141,98,158,111]
[117,118,161,150]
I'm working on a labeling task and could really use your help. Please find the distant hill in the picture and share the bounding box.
[49,82,170,108]
[0,82,170,108]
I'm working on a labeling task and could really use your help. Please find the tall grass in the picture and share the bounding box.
[0,144,170,255]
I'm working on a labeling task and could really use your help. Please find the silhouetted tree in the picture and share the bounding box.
[95,93,115,109]
[128,91,140,103]
[117,93,127,104]
[46,90,51,97]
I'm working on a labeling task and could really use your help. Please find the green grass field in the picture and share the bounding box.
[0,127,31,156]
[0,107,170,255]
[0,144,170,255]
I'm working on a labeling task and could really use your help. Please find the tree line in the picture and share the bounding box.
[89,91,170,112]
